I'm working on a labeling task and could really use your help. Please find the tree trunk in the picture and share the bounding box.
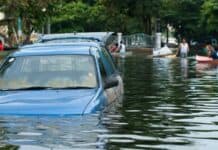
[143,16,152,35]
[23,18,33,44]
[166,24,169,44]
[148,16,151,35]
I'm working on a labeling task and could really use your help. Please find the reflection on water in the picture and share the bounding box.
[0,115,107,150]
[1,53,218,149]
[180,58,188,78]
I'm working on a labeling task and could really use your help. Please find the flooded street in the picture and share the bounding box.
[1,53,218,149]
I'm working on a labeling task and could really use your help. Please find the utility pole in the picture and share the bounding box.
[41,8,51,34]
[17,16,22,44]
[117,32,122,47]
[17,17,22,38]
[155,18,161,50]
[47,17,51,34]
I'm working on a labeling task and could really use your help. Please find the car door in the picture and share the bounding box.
[97,48,123,104]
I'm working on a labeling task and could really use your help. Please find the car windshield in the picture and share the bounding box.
[0,55,97,90]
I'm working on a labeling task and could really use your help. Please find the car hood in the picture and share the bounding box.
[0,89,96,115]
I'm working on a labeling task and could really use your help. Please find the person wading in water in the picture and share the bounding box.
[177,38,189,57]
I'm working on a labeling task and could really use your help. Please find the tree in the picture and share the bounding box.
[2,0,216,40]
[201,0,218,34]
[129,0,162,34]
[52,0,108,32]
[161,0,204,40]
[101,0,162,35]
[0,0,59,36]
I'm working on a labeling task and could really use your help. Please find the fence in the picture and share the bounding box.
[109,33,155,49]
[123,33,155,48]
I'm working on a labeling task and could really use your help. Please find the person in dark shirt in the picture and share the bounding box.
[206,43,218,59]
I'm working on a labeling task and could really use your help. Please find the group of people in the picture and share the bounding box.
[176,38,218,59]
[109,41,126,53]
[109,38,218,59]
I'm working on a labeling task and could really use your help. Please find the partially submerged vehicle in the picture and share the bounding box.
[36,32,115,48]
[0,42,123,115]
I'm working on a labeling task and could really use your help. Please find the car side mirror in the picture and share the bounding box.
[104,76,119,89]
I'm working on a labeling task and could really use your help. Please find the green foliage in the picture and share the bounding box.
[201,0,218,33]
[0,0,59,34]
[161,0,204,39]
[51,0,164,34]
[101,0,162,34]
[52,0,107,32]
[1,0,218,40]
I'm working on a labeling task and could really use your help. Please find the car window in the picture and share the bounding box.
[98,57,107,80]
[0,55,97,90]
[98,48,116,76]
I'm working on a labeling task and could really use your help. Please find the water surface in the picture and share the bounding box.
[1,53,218,150]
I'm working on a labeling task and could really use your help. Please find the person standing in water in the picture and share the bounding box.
[119,41,126,53]
[177,38,189,57]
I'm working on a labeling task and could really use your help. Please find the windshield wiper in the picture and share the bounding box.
[0,86,53,91]
[54,86,95,89]
[0,86,94,91]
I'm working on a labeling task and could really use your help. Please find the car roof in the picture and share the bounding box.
[13,42,101,57]
[39,32,114,43]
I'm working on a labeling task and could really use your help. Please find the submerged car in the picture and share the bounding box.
[36,32,115,47]
[0,42,123,115]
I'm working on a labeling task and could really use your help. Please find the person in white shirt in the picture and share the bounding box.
[119,41,126,53]
[177,38,189,57]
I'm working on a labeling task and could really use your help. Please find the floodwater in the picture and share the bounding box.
[1,53,218,150]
